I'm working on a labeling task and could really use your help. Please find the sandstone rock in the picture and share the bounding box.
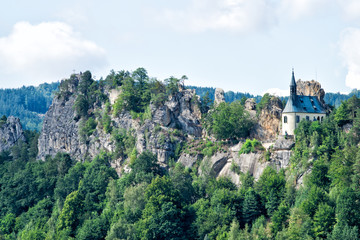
[199,152,230,176]
[296,79,325,104]
[235,153,267,181]
[251,96,282,141]
[218,160,241,186]
[210,152,230,175]
[273,135,295,150]
[0,116,25,152]
[38,77,201,166]
[109,88,122,105]
[178,153,200,168]
[270,150,291,171]
[245,98,256,110]
[214,88,225,107]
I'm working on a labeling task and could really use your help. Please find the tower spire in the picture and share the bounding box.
[290,69,296,100]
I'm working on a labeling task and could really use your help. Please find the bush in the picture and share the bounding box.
[203,101,254,140]
[239,139,264,155]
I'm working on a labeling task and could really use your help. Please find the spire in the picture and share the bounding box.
[290,68,296,87]
[290,69,296,99]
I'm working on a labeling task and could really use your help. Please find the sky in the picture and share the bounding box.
[1,0,360,95]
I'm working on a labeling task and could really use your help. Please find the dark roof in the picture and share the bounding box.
[283,95,326,114]
[290,70,296,87]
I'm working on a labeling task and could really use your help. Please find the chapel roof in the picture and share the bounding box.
[283,94,326,114]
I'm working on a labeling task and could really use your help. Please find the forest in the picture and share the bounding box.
[0,83,59,131]
[0,68,360,240]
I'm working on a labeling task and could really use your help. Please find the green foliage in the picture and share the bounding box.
[313,203,335,239]
[202,140,222,157]
[204,101,254,140]
[80,117,97,137]
[2,92,360,239]
[242,188,262,225]
[102,113,112,134]
[239,139,265,154]
[256,93,271,114]
[230,160,241,174]
[0,82,59,130]
[56,190,83,235]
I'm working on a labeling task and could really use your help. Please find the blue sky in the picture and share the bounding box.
[1,0,360,95]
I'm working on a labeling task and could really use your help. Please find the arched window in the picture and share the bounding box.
[296,116,300,123]
[321,116,323,121]
[317,116,320,121]
[306,116,309,121]
[284,116,287,123]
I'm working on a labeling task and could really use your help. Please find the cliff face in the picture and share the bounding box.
[37,74,294,185]
[37,78,202,167]
[0,116,25,152]
[250,97,283,141]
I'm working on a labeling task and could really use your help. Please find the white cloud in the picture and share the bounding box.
[279,0,327,19]
[0,21,107,88]
[158,0,277,33]
[264,88,289,97]
[337,0,360,19]
[339,27,360,89]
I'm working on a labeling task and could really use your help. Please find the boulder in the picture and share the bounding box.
[0,116,25,152]
[178,153,200,168]
[245,98,256,110]
[273,135,295,150]
[214,88,225,107]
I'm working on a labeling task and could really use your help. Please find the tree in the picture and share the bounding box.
[328,222,359,240]
[336,187,360,228]
[242,188,262,225]
[57,190,83,236]
[313,203,335,239]
[74,94,89,118]
[138,176,186,239]
[270,203,289,236]
[204,101,254,140]
[255,167,285,216]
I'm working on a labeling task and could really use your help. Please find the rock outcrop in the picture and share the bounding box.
[296,79,325,105]
[38,77,202,166]
[245,98,256,110]
[0,116,25,152]
[251,97,282,141]
[214,141,292,185]
[214,88,225,107]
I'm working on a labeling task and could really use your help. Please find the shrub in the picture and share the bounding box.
[239,139,265,155]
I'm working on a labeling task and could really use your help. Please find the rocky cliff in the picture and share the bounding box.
[38,76,202,169]
[0,116,25,152]
[250,96,283,141]
[37,73,295,185]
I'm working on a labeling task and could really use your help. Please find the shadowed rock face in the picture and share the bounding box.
[0,116,25,152]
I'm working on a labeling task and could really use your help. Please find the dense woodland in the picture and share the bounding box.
[0,69,360,239]
[0,83,59,131]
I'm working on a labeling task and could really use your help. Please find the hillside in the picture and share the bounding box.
[0,82,59,131]
[0,70,360,239]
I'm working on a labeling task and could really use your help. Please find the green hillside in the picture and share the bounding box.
[0,82,60,131]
